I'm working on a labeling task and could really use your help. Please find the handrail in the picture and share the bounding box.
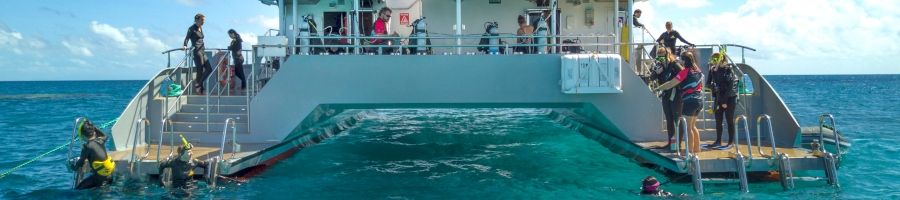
[818,113,842,158]
[675,116,691,158]
[734,115,754,163]
[205,50,233,132]
[756,114,779,158]
[219,118,240,160]
[295,34,616,40]
[129,118,149,174]
[161,48,188,55]
[156,118,176,162]
[68,117,87,164]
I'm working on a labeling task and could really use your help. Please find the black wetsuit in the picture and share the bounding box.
[159,157,209,188]
[656,30,693,54]
[655,61,683,144]
[74,138,112,190]
[641,190,672,197]
[184,24,211,93]
[709,65,738,145]
[228,37,246,89]
[633,16,644,28]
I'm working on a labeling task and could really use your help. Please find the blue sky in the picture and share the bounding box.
[0,0,278,81]
[0,0,897,81]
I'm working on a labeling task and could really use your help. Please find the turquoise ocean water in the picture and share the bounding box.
[0,75,898,199]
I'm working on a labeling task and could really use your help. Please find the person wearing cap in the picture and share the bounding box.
[640,176,672,196]
[69,119,116,190]
[158,135,209,188]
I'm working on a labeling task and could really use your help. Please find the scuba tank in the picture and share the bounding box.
[486,22,500,54]
[297,15,313,55]
[534,16,549,54]
[412,17,428,54]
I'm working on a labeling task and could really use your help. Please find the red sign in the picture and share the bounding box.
[399,13,410,26]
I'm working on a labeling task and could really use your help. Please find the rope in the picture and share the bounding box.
[0,118,118,180]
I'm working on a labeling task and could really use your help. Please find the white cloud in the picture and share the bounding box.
[0,29,23,46]
[90,21,168,54]
[90,21,130,45]
[641,0,900,74]
[61,40,94,57]
[0,26,48,56]
[248,15,279,30]
[240,32,258,46]
[656,0,710,9]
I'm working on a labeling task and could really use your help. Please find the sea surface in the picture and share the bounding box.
[0,75,898,199]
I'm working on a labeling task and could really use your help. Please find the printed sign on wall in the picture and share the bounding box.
[399,13,410,25]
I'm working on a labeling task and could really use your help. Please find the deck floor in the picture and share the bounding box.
[109,144,221,161]
[636,141,815,160]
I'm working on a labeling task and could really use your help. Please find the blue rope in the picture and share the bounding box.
[0,118,118,180]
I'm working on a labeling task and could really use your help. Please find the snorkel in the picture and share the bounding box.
[179,134,194,162]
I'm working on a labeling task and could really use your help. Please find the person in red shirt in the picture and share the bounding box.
[370,7,399,53]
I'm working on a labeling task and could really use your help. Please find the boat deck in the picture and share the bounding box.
[635,140,828,173]
[109,144,221,162]
[109,142,279,176]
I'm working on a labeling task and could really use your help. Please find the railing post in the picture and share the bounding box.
[734,115,753,163]
[676,116,689,158]
[756,114,778,157]
[818,113,841,158]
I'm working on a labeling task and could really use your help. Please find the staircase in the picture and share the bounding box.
[166,95,251,144]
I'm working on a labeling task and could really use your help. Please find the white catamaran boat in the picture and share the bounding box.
[73,0,849,194]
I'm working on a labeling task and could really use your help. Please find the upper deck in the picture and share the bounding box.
[260,0,647,55]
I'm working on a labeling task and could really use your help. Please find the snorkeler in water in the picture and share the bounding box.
[69,119,116,190]
[641,176,673,197]
[158,135,209,189]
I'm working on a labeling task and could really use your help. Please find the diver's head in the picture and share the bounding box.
[194,13,205,27]
[178,134,194,162]
[177,146,193,162]
[634,9,642,18]
[665,21,673,31]
[78,120,96,140]
[378,7,392,21]
[518,15,527,27]
[228,29,236,39]
[642,176,660,193]
[657,47,677,64]
[683,51,698,70]
[710,52,724,67]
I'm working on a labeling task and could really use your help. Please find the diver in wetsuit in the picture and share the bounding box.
[656,21,694,55]
[184,13,212,95]
[69,120,115,190]
[654,47,684,149]
[158,135,209,189]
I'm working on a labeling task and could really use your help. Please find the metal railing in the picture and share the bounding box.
[818,113,842,158]
[675,116,692,158]
[287,34,620,55]
[156,118,176,162]
[756,114,779,158]
[128,118,150,175]
[733,115,752,193]
[734,115,754,162]
[67,117,87,188]
[205,51,231,132]
[219,118,241,160]
[202,49,252,132]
